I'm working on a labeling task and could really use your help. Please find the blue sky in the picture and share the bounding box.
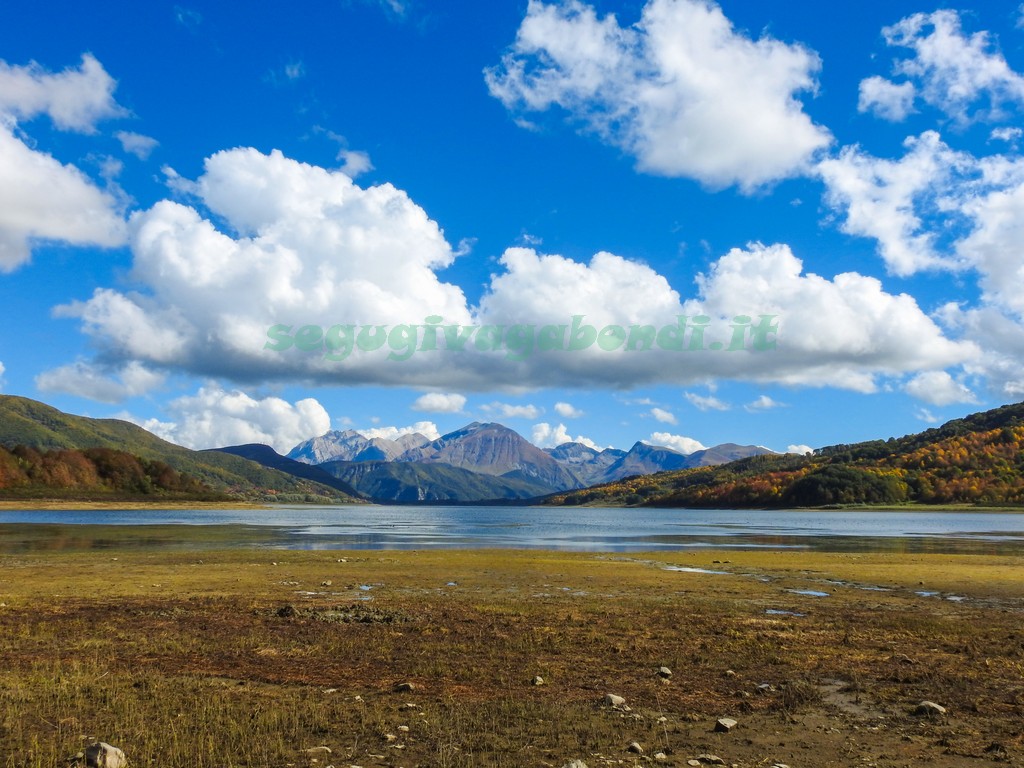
[1,0,1024,456]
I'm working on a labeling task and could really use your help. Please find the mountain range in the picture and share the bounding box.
[545,401,1024,508]
[279,421,772,502]
[0,395,771,504]
[2,393,1021,508]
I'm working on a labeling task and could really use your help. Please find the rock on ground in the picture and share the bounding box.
[915,700,947,717]
[83,742,126,768]
[715,717,738,732]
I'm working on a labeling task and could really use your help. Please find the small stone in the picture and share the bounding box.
[321,580,333,587]
[383,733,397,742]
[532,676,545,686]
[322,688,338,694]
[715,717,738,732]
[627,742,644,754]
[724,669,736,677]
[398,725,409,732]
[560,761,589,768]
[915,700,947,717]
[604,693,626,707]
[688,761,702,767]
[304,747,332,755]
[695,755,726,765]
[772,764,791,768]
[393,682,416,693]
[83,742,127,768]
[654,752,668,761]
[658,666,672,678]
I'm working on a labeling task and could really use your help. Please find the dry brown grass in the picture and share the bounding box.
[0,547,1022,767]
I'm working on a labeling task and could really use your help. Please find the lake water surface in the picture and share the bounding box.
[1,505,1023,554]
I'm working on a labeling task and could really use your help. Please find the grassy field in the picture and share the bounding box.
[0,545,1022,767]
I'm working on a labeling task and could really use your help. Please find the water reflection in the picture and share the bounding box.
[0,505,1023,554]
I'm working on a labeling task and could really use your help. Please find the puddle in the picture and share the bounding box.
[915,591,939,597]
[818,680,887,720]
[664,566,730,575]
[946,595,967,602]
[766,609,805,617]
[786,589,830,597]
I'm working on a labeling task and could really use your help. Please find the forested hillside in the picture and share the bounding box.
[547,402,1024,508]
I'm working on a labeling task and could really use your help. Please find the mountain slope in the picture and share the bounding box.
[0,395,357,502]
[208,444,363,498]
[0,444,226,501]
[545,443,628,486]
[546,401,1024,508]
[320,460,553,502]
[287,430,430,464]
[396,422,583,489]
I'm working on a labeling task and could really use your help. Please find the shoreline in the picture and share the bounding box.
[0,499,271,511]
[1,498,1022,512]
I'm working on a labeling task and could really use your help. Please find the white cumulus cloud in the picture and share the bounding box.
[116,131,159,160]
[0,55,127,271]
[857,76,916,121]
[531,422,597,449]
[684,392,729,411]
[358,421,441,442]
[58,146,471,384]
[50,145,978,397]
[817,131,970,276]
[648,432,706,455]
[904,370,977,406]
[554,401,583,418]
[0,54,123,131]
[35,361,165,404]
[131,385,331,453]
[687,242,976,391]
[745,395,783,411]
[650,406,677,424]
[411,392,466,413]
[338,149,373,178]
[786,444,813,455]
[0,124,127,270]
[486,0,831,190]
[878,10,1024,124]
[483,402,542,420]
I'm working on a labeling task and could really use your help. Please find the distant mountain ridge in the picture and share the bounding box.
[283,421,773,502]
[288,430,430,464]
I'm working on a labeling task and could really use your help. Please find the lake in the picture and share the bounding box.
[1,505,1023,554]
